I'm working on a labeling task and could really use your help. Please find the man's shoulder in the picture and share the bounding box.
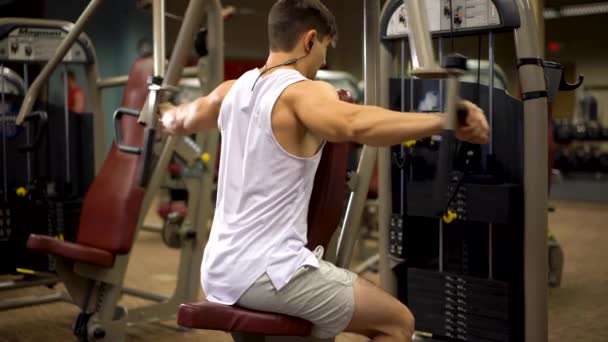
[284,79,335,99]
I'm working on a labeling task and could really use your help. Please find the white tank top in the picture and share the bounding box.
[201,68,324,305]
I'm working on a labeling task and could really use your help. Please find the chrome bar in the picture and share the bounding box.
[0,276,58,291]
[62,65,71,183]
[153,0,166,78]
[335,0,380,268]
[1,62,6,201]
[97,75,129,89]
[514,0,549,340]
[23,65,31,181]
[378,4,396,293]
[489,32,495,154]
[407,0,444,78]
[0,291,70,311]
[122,287,168,302]
[97,67,199,90]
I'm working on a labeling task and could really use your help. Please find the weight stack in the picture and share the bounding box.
[408,268,511,342]
[1,193,83,275]
[15,197,83,273]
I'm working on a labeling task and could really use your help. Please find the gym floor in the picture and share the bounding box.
[0,199,606,342]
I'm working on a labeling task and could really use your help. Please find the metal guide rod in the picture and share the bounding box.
[334,0,380,268]
[489,31,495,279]
[153,0,166,78]
[489,32,495,154]
[1,63,5,201]
[378,31,396,294]
[97,67,200,89]
[514,0,549,341]
[62,66,71,184]
[24,65,31,182]
[16,0,104,125]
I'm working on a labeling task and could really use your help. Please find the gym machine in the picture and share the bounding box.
[7,0,223,341]
[172,1,577,342]
[363,0,577,341]
[0,18,100,310]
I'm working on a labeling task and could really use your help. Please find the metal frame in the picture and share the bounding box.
[12,0,106,171]
[70,0,223,340]
[372,1,548,341]
[0,16,104,169]
[2,0,224,341]
[0,16,102,311]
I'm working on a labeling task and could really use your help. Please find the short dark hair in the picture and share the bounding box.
[66,70,76,80]
[268,0,338,52]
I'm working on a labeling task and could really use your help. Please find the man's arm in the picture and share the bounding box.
[287,81,488,146]
[160,80,235,135]
[287,81,444,146]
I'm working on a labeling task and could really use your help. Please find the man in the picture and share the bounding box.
[160,1,488,341]
[66,70,85,112]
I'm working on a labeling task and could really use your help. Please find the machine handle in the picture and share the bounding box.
[138,127,156,187]
[113,107,143,155]
[17,111,48,152]
[432,97,468,217]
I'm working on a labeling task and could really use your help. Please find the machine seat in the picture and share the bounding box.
[158,202,188,219]
[27,234,115,267]
[177,300,312,336]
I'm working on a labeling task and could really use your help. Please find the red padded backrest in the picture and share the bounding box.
[306,90,352,251]
[76,57,153,254]
[306,142,350,250]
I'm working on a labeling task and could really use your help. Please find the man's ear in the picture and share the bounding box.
[304,30,317,51]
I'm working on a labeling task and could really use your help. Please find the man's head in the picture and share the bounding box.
[64,70,77,89]
[268,0,338,78]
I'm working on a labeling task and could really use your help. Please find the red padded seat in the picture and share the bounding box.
[26,57,154,267]
[178,301,312,336]
[27,234,114,267]
[176,89,354,335]
[158,202,189,219]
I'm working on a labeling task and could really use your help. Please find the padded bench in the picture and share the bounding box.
[26,56,153,269]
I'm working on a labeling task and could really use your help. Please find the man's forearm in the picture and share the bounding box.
[350,106,444,146]
[163,97,208,135]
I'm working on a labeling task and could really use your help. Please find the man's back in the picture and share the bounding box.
[201,68,322,305]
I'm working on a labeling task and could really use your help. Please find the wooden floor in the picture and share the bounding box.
[0,200,606,342]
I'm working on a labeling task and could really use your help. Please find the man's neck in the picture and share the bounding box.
[262,51,306,76]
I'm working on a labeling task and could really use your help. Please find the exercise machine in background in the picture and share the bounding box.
[0,18,100,310]
[2,0,224,341]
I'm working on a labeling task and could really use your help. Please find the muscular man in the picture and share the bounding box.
[160,1,488,341]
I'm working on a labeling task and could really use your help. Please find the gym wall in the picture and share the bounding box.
[546,14,608,123]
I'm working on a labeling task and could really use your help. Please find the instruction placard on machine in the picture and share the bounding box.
[385,0,500,38]
[0,27,87,63]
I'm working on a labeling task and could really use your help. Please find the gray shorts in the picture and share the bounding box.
[236,247,358,338]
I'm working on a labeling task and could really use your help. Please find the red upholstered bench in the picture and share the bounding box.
[176,90,353,338]
[26,56,153,268]
[178,301,313,336]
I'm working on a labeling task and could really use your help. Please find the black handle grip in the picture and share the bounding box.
[18,111,48,152]
[138,127,156,187]
[456,105,468,127]
[113,107,143,155]
[432,131,457,216]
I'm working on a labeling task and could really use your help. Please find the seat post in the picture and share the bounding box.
[233,334,334,342]
[232,333,265,342]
